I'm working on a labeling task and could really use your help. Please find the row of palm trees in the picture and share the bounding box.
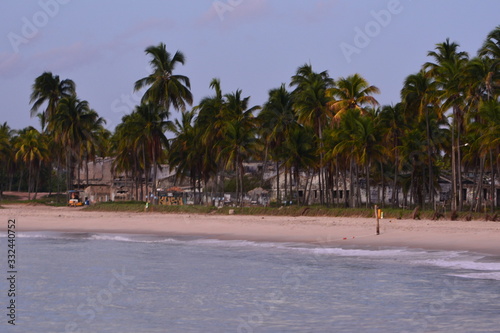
[0,27,498,212]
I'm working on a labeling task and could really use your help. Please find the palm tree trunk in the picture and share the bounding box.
[380,162,385,208]
[48,161,53,196]
[56,157,61,200]
[304,169,313,205]
[77,159,81,190]
[457,116,463,211]
[366,163,371,208]
[473,156,485,212]
[142,147,148,202]
[409,168,415,207]
[65,151,71,201]
[335,159,340,206]
[426,108,434,209]
[86,158,90,188]
[239,162,244,206]
[152,149,157,205]
[349,158,355,208]
[490,149,495,213]
[276,161,280,203]
[343,167,348,207]
[392,148,399,208]
[284,166,288,204]
[17,169,23,192]
[261,144,269,187]
[356,164,361,207]
[28,163,32,200]
[451,110,457,212]
[33,160,41,200]
[235,155,239,206]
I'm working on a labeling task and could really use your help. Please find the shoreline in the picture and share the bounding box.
[1,204,500,256]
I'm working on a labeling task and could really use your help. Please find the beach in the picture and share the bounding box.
[2,203,500,332]
[1,204,499,256]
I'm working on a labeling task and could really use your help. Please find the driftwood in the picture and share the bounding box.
[485,213,498,222]
[432,211,444,220]
[411,206,420,220]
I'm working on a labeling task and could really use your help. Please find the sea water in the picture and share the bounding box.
[1,231,500,333]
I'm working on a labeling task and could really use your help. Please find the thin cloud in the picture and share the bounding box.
[31,42,102,73]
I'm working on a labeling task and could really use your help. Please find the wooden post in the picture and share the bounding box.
[375,205,380,235]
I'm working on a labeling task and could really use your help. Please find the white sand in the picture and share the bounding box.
[1,204,500,255]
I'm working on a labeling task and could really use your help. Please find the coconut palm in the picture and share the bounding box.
[290,64,333,204]
[30,72,75,131]
[133,103,172,202]
[258,84,297,202]
[281,125,316,205]
[424,38,470,211]
[193,78,227,199]
[112,113,148,201]
[401,70,440,207]
[169,109,205,203]
[467,100,500,211]
[378,103,406,207]
[327,73,380,121]
[479,25,500,69]
[14,128,49,199]
[333,110,387,207]
[218,90,260,205]
[49,96,104,193]
[134,43,193,113]
[0,123,15,200]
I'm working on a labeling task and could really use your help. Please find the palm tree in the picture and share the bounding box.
[290,64,333,205]
[327,73,380,121]
[0,122,15,200]
[79,111,107,187]
[133,103,171,202]
[49,96,104,193]
[424,38,470,211]
[112,113,148,201]
[401,70,440,208]
[134,42,193,113]
[479,25,500,72]
[467,100,500,212]
[14,128,49,200]
[258,84,297,202]
[332,110,387,207]
[30,72,75,131]
[218,90,260,206]
[378,103,406,208]
[169,109,205,203]
[281,125,316,205]
[194,78,227,200]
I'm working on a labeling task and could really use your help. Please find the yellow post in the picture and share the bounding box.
[375,205,380,235]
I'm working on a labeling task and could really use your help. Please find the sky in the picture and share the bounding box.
[0,0,499,133]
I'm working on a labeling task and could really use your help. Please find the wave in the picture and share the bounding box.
[449,272,500,281]
[10,231,500,281]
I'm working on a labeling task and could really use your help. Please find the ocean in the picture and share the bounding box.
[1,231,500,332]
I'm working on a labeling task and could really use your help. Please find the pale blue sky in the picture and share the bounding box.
[1,0,499,132]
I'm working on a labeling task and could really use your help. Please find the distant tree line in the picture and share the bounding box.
[0,26,498,213]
